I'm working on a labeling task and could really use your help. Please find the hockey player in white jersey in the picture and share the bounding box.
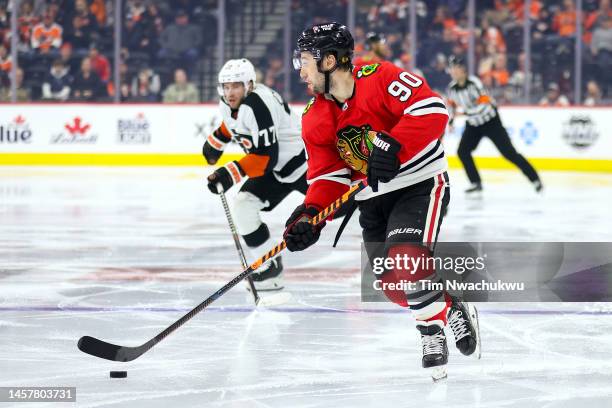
[204,58,307,291]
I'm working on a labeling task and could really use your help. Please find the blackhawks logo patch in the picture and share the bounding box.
[303,97,315,116]
[356,63,381,79]
[336,125,377,174]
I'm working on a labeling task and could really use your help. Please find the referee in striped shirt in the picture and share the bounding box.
[446,56,542,193]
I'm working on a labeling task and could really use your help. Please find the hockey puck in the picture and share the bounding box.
[109,371,127,378]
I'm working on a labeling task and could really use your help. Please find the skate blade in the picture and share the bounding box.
[429,366,448,382]
[258,291,292,307]
[470,304,482,360]
[246,277,284,292]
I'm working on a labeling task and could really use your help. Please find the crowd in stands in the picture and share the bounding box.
[0,0,610,105]
[280,0,611,104]
[0,0,208,102]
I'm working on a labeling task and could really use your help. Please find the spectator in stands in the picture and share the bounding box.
[158,10,202,69]
[480,17,506,54]
[64,0,99,56]
[538,82,570,106]
[74,0,99,36]
[0,44,11,76]
[586,0,611,33]
[552,0,577,38]
[88,43,110,82]
[162,68,199,103]
[130,66,160,102]
[31,10,62,57]
[71,56,106,101]
[42,59,72,101]
[0,67,30,102]
[489,53,510,88]
[18,1,38,53]
[591,15,612,90]
[263,56,284,93]
[0,7,7,46]
[478,44,497,85]
[118,61,132,101]
[431,5,456,34]
[532,7,554,43]
[90,0,107,26]
[59,43,78,75]
[65,14,92,56]
[507,52,529,102]
[584,80,602,105]
[124,2,162,60]
[424,53,451,93]
[145,2,165,37]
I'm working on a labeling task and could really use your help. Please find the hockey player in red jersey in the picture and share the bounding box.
[285,22,480,380]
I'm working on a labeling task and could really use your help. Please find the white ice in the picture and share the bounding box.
[1,166,611,407]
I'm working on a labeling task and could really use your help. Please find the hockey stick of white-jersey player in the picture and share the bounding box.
[77,181,367,362]
[220,191,291,307]
[219,189,260,305]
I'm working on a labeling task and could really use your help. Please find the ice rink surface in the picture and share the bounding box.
[1,166,611,407]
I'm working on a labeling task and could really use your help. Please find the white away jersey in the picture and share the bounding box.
[219,84,306,183]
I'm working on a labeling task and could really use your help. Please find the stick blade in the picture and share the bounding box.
[78,336,142,362]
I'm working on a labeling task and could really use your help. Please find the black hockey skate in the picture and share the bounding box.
[416,323,448,382]
[447,296,481,358]
[465,182,483,194]
[250,256,284,291]
[533,180,543,193]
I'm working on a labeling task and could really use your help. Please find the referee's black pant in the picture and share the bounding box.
[458,114,540,184]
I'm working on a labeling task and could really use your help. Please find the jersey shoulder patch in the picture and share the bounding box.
[303,97,315,116]
[356,63,381,79]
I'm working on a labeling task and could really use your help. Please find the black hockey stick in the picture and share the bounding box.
[219,190,260,305]
[77,181,366,362]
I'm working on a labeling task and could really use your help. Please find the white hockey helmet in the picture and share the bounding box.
[217,58,256,99]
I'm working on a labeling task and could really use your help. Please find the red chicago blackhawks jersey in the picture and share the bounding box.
[301,61,449,210]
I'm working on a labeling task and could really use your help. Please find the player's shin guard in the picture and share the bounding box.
[242,223,283,291]
[381,244,451,323]
[233,192,283,290]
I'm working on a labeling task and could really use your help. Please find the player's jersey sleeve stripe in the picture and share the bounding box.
[396,140,445,176]
[403,96,448,115]
[308,168,352,186]
[408,107,449,116]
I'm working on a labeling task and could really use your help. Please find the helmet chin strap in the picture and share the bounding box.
[318,62,339,94]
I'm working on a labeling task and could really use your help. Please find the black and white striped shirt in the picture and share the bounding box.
[447,76,497,126]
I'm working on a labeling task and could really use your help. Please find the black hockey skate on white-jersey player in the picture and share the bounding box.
[248,256,284,291]
[447,296,481,358]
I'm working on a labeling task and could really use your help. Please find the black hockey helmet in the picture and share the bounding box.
[448,55,467,68]
[293,22,354,71]
[293,22,354,94]
[365,31,386,50]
